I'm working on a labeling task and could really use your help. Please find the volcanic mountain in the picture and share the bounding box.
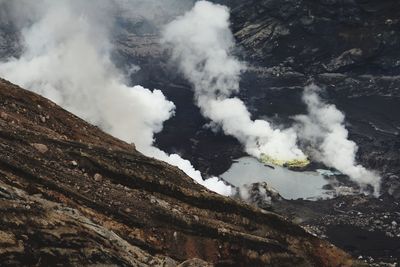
[0,78,360,266]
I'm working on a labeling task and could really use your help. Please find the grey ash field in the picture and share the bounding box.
[1,0,400,266]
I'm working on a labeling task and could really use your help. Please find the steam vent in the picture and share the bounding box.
[1,0,400,266]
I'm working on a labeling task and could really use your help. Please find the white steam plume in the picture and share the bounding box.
[162,0,306,163]
[0,0,232,196]
[294,84,381,195]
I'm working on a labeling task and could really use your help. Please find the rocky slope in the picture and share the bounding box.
[0,78,359,266]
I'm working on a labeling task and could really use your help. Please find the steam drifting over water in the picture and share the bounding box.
[294,85,381,195]
[162,0,307,164]
[0,0,232,196]
[163,1,381,194]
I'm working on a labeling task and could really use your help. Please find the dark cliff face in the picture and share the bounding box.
[229,0,400,75]
[0,78,357,266]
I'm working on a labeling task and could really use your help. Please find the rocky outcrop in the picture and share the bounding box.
[249,191,400,266]
[228,0,400,76]
[0,78,359,266]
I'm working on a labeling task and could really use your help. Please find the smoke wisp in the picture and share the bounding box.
[162,0,307,163]
[0,0,232,196]
[163,1,380,194]
[294,84,381,194]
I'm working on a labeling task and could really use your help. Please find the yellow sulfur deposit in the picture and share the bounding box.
[260,153,310,168]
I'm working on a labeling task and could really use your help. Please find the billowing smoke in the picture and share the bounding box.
[0,0,232,196]
[294,84,381,194]
[162,1,380,195]
[162,1,307,163]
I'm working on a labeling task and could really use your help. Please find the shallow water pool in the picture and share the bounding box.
[221,157,334,200]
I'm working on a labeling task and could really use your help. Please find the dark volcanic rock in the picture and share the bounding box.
[228,0,400,76]
[241,188,400,265]
[0,78,359,266]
